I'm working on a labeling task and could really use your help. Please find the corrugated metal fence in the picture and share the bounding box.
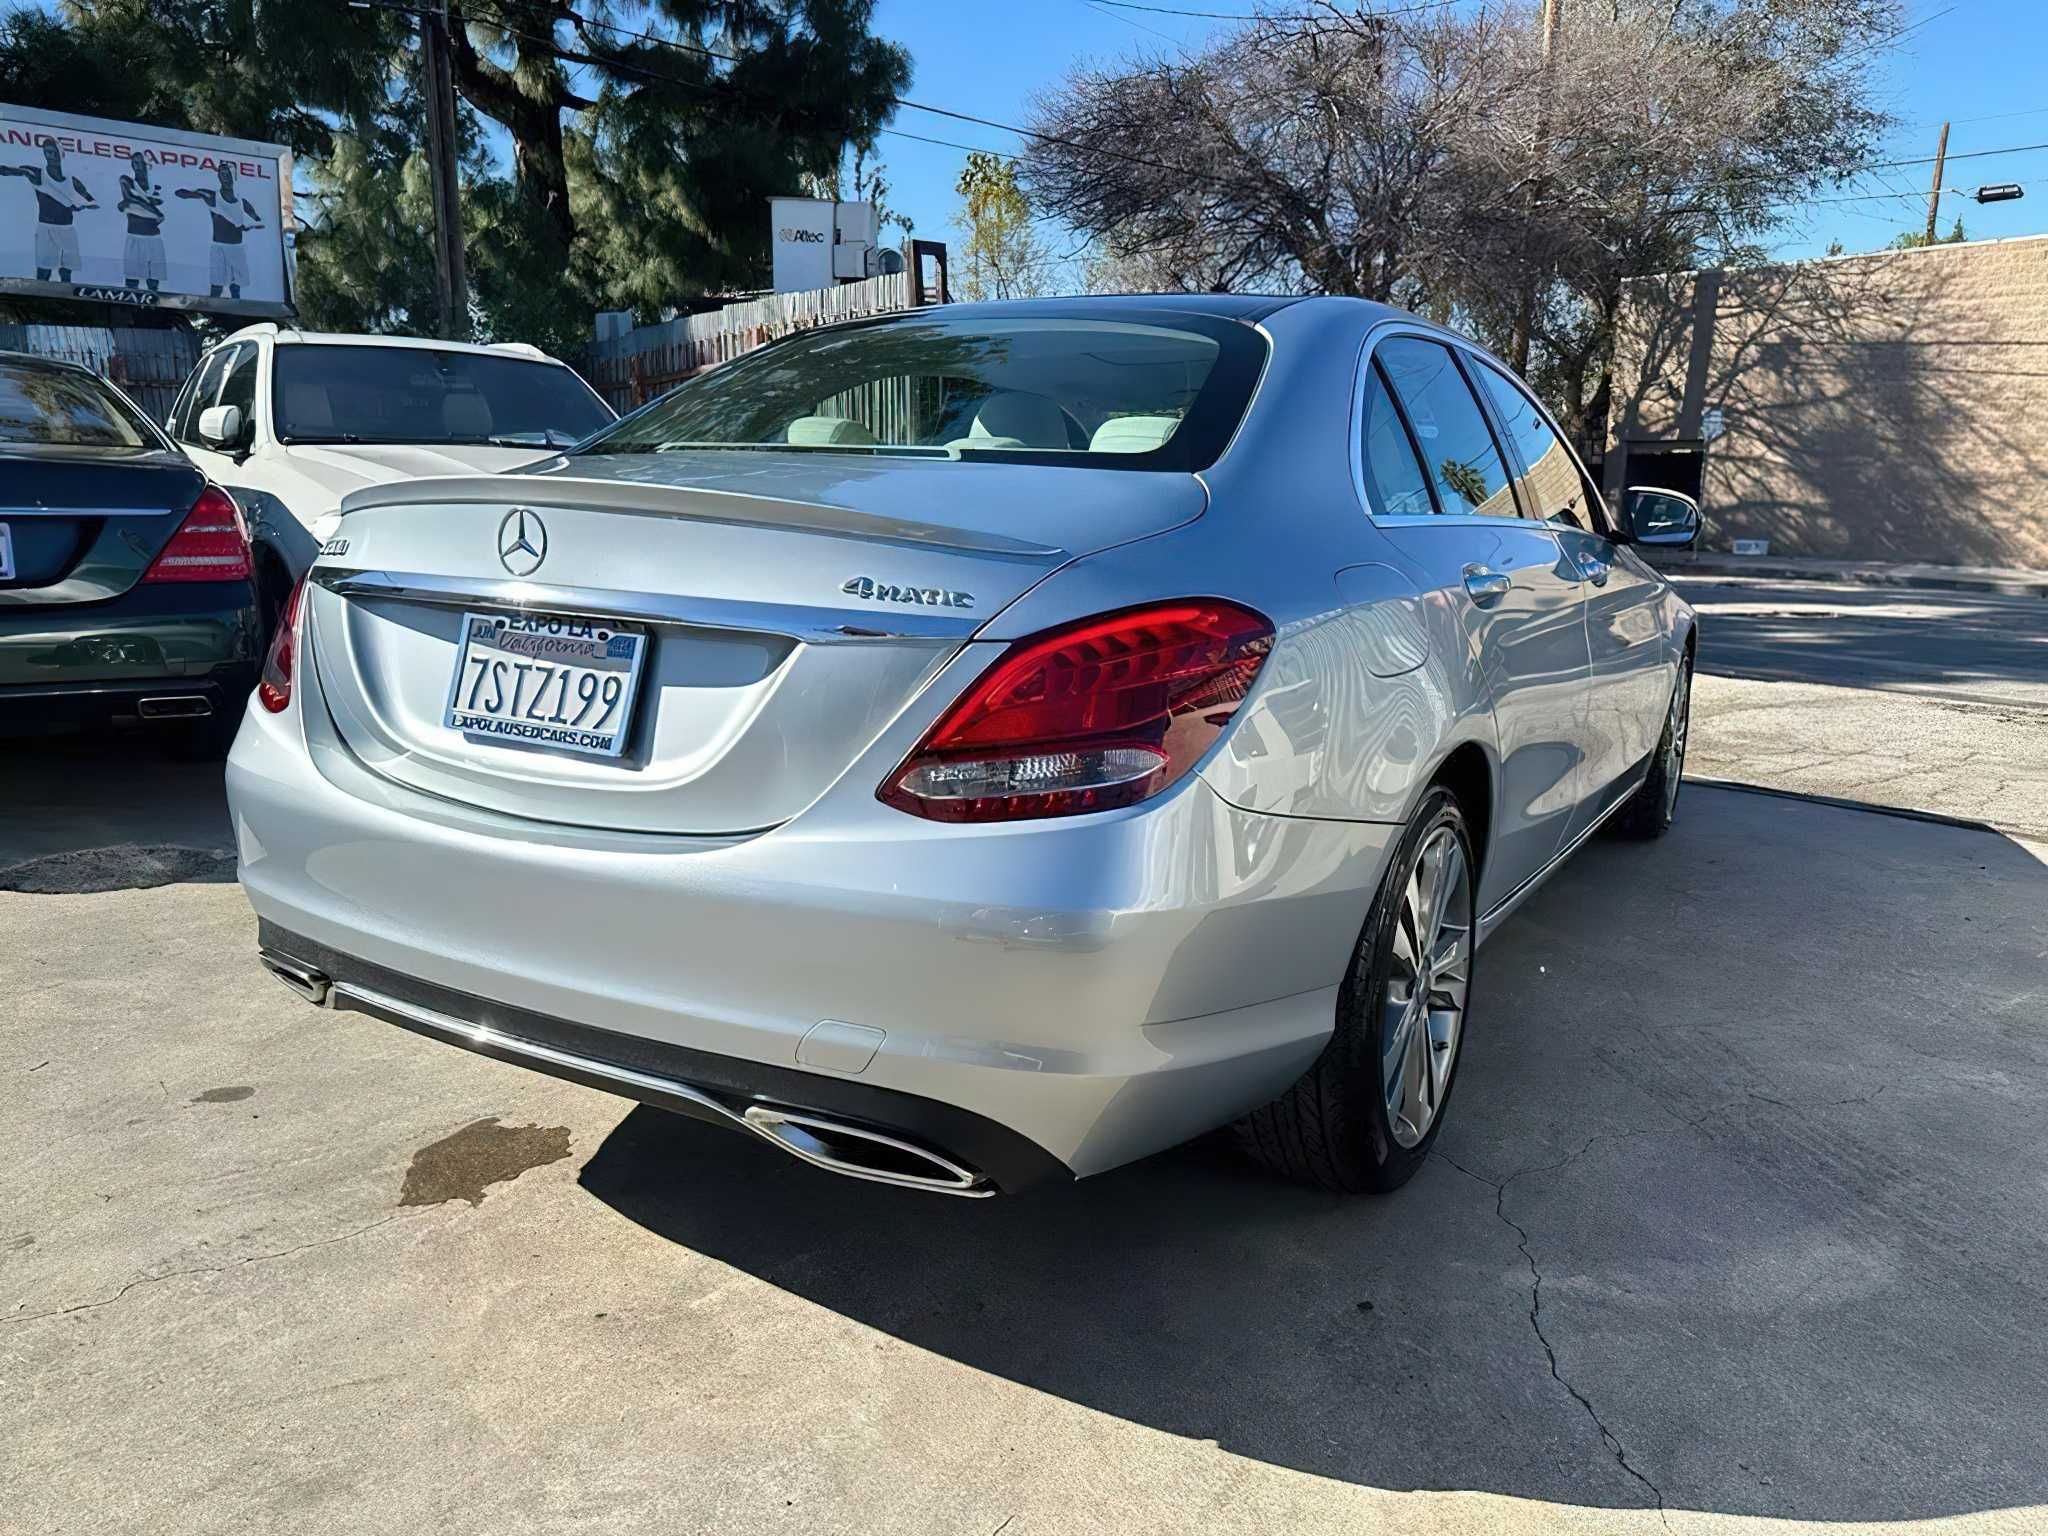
[0,324,199,422]
[582,273,916,415]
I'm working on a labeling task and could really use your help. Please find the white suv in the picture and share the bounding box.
[167,325,615,621]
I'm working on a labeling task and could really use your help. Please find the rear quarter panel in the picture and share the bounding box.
[981,298,1500,834]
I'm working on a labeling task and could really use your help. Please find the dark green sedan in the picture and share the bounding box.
[0,351,258,757]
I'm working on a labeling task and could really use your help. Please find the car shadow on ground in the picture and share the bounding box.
[0,731,234,890]
[580,787,2048,1525]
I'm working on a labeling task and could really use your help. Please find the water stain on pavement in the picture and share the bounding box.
[400,1118,573,1208]
[190,1086,255,1104]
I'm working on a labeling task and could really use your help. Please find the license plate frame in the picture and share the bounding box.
[443,609,648,759]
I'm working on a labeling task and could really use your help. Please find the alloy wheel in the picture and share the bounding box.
[1664,666,1692,818]
[1381,825,1473,1149]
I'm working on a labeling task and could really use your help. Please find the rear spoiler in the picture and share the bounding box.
[336,472,1066,560]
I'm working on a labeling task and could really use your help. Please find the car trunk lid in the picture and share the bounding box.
[0,447,206,606]
[305,452,1207,835]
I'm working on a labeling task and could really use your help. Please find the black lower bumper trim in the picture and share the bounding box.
[0,672,256,736]
[257,920,1072,1193]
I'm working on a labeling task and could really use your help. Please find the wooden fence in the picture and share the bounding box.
[581,272,916,415]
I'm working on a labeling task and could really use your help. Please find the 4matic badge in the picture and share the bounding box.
[841,576,974,610]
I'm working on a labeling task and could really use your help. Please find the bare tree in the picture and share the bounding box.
[1026,6,1523,302]
[1028,0,1900,450]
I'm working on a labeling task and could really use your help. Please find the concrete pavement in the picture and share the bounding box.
[5,739,2046,1534]
[1681,577,2048,839]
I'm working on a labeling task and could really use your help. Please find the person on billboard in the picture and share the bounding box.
[177,162,262,300]
[0,139,98,284]
[116,151,168,292]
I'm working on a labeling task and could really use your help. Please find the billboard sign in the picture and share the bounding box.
[0,104,292,316]
[770,196,836,294]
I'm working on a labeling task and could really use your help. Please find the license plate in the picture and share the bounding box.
[0,522,13,581]
[444,610,647,758]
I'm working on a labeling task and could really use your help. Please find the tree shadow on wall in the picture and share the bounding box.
[1612,251,2048,567]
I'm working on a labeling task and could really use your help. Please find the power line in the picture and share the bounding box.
[1091,0,1458,18]
[358,0,2040,225]
[417,0,1245,188]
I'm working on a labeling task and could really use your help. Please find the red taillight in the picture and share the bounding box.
[142,486,252,583]
[880,599,1273,823]
[257,576,306,714]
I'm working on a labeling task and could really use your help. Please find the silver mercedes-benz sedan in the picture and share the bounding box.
[227,295,1700,1198]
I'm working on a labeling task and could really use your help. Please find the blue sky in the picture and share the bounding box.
[871,0,2048,267]
[25,0,2044,273]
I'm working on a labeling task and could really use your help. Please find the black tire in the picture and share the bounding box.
[1613,653,1692,841]
[163,709,241,762]
[1235,786,1476,1194]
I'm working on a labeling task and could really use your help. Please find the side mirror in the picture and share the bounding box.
[1622,486,1701,547]
[197,403,246,452]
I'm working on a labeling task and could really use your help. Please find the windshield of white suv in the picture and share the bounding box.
[272,345,614,448]
[0,360,157,448]
[576,309,1267,471]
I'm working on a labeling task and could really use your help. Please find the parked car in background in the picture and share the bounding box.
[231,295,1700,1198]
[168,326,616,627]
[0,351,257,757]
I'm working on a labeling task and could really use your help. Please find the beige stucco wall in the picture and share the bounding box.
[1608,234,2048,569]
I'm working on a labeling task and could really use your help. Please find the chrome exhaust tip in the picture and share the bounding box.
[259,949,331,1006]
[137,695,214,720]
[742,1105,992,1197]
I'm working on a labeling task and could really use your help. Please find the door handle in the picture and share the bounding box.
[1462,564,1512,607]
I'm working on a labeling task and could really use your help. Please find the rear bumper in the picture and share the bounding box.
[0,670,257,736]
[257,921,1060,1194]
[227,685,1398,1184]
[0,579,259,736]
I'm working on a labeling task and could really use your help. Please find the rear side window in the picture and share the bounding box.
[1376,337,1518,518]
[1475,362,1588,527]
[578,310,1268,472]
[1359,364,1437,517]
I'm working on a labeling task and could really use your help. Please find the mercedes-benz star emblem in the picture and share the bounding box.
[497,507,547,577]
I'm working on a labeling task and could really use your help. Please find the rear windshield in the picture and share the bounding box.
[0,361,157,448]
[273,345,614,448]
[577,310,1268,470]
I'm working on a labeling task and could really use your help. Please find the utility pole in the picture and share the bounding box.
[1511,0,1560,374]
[1923,120,1951,245]
[420,0,468,337]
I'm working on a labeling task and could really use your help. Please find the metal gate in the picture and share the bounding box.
[0,324,200,422]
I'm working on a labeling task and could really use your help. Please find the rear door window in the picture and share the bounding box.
[1358,362,1438,517]
[1375,337,1519,518]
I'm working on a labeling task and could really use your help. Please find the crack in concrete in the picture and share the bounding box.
[1434,1144,1673,1526]
[1429,1086,1885,1526]
[3,1212,409,1330]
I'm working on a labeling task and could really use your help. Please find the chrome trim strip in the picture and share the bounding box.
[1474,774,1645,945]
[320,977,994,1198]
[310,567,981,645]
[332,473,1065,558]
